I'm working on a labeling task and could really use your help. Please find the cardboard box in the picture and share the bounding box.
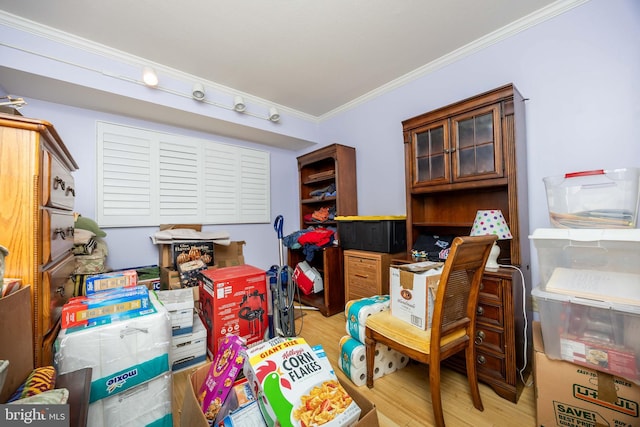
[198,265,267,358]
[214,241,246,267]
[172,241,215,267]
[156,287,195,335]
[243,337,361,426]
[534,321,640,427]
[0,285,33,403]
[160,266,181,290]
[157,224,203,267]
[180,361,379,427]
[389,261,442,330]
[170,314,207,372]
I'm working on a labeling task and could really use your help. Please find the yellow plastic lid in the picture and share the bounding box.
[334,215,406,221]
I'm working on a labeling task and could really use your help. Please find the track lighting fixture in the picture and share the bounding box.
[268,107,280,122]
[142,67,159,87]
[192,83,205,101]
[233,96,246,112]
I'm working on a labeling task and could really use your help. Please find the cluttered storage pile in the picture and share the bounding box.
[531,167,640,427]
[181,335,374,427]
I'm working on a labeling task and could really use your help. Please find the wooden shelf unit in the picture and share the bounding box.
[401,84,531,402]
[289,144,357,316]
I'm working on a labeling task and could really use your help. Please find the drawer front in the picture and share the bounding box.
[476,300,503,328]
[476,349,507,382]
[41,254,75,336]
[42,209,75,265]
[42,150,76,210]
[474,325,505,355]
[479,275,502,302]
[347,256,380,277]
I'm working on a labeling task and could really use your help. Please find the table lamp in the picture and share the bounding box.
[470,210,512,271]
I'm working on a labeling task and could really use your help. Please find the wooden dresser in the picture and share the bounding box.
[0,113,79,367]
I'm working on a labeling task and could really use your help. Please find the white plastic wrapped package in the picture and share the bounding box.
[89,372,173,427]
[54,290,172,420]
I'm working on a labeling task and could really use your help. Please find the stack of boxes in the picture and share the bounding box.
[531,167,640,427]
[156,287,207,372]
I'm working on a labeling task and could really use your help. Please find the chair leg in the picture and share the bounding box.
[364,336,375,389]
[465,346,484,411]
[429,363,445,427]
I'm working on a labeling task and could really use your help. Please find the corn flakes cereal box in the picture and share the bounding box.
[243,336,361,427]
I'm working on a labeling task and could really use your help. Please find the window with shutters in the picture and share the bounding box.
[96,121,270,227]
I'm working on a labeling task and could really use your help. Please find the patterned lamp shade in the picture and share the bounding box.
[470,210,512,240]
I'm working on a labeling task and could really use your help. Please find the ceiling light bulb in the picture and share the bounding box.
[233,96,246,112]
[192,83,205,101]
[142,67,158,87]
[268,107,280,122]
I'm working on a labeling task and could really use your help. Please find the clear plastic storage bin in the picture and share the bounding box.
[530,228,640,384]
[543,167,639,228]
[532,286,640,384]
[530,228,640,289]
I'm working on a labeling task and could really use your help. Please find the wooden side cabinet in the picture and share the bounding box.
[445,267,529,403]
[344,250,405,302]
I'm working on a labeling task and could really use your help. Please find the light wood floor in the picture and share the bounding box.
[171,309,537,426]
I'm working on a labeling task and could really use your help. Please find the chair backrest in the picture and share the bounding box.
[429,235,497,356]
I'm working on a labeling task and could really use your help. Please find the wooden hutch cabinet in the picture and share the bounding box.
[402,84,530,402]
[0,113,79,367]
[288,144,357,316]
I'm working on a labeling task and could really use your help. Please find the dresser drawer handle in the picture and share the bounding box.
[53,176,66,190]
[54,227,67,240]
[477,355,486,365]
[475,330,485,345]
[67,226,74,237]
[354,274,369,279]
[476,306,484,316]
[65,186,75,197]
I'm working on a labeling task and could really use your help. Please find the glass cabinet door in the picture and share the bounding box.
[451,104,503,182]
[412,119,450,186]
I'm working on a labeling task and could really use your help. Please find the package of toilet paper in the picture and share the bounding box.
[54,290,171,404]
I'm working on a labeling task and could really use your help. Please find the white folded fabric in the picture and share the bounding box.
[150,229,231,244]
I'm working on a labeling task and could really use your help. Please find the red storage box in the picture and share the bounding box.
[198,265,267,357]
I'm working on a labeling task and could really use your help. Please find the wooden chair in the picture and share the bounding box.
[365,235,497,427]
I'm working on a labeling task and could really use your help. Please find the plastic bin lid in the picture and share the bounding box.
[334,215,406,221]
[531,286,640,314]
[529,228,640,242]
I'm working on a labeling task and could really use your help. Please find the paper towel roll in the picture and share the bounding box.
[338,358,367,387]
[374,343,388,364]
[395,351,410,370]
[383,357,397,375]
[372,362,384,380]
[339,336,366,369]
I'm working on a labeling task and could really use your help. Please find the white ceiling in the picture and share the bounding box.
[0,0,574,120]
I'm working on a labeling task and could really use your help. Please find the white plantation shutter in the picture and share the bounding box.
[97,122,270,227]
